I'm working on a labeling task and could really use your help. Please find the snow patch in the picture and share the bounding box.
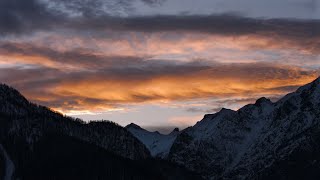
[126,125,179,158]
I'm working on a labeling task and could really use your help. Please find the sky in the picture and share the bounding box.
[0,0,320,133]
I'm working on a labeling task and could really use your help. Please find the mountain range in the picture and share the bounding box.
[168,77,320,179]
[126,77,320,180]
[0,77,320,179]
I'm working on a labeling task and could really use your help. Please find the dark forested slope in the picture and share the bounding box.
[0,84,202,180]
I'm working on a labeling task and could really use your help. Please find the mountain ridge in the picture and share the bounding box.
[168,76,320,179]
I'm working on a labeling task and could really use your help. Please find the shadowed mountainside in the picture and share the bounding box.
[0,84,202,180]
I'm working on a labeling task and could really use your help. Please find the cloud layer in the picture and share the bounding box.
[0,0,319,119]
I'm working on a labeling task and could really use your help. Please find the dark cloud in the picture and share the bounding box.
[0,42,144,69]
[15,20,320,54]
[0,41,213,73]
[0,0,319,43]
[0,0,166,35]
[0,0,59,35]
[91,15,319,53]
[1,0,319,54]
[110,15,319,36]
[140,0,166,6]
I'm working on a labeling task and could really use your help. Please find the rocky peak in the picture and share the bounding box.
[169,128,180,135]
[172,127,180,133]
[219,108,235,114]
[255,97,272,106]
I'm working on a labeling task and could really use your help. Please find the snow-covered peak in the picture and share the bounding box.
[276,76,320,107]
[169,77,320,179]
[126,125,179,158]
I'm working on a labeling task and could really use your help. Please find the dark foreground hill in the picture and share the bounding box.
[0,84,202,180]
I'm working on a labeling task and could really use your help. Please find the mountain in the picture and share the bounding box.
[126,123,179,158]
[0,84,150,160]
[168,77,320,179]
[0,84,202,180]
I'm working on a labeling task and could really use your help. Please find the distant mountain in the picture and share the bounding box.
[0,84,202,180]
[126,123,179,158]
[168,77,320,179]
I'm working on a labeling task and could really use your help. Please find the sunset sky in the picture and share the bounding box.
[1,0,320,132]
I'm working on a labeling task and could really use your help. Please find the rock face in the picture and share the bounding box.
[126,123,179,158]
[168,77,320,179]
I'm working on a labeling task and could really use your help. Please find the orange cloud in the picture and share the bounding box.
[0,31,319,115]
[3,62,315,114]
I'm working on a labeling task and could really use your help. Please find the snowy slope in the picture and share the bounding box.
[169,77,320,179]
[126,123,179,158]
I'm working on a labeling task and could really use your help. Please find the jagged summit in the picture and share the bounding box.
[169,128,180,136]
[171,128,180,133]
